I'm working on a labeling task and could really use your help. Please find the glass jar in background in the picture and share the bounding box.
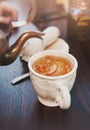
[68,0,90,42]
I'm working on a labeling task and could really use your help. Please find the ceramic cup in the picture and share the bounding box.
[28,50,78,109]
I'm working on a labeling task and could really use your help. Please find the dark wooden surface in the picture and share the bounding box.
[0,1,90,130]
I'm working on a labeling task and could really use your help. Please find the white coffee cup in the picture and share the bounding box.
[28,50,78,109]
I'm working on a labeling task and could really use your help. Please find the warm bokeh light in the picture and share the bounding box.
[56,0,68,2]
[56,0,69,12]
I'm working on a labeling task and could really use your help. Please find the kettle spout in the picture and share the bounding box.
[0,31,44,65]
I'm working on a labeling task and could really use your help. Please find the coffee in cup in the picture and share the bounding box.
[32,55,73,76]
[28,50,78,109]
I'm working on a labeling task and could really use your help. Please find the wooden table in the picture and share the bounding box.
[0,1,90,130]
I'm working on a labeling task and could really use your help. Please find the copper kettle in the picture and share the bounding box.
[0,30,43,65]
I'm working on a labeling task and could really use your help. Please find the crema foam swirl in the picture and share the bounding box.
[32,55,73,76]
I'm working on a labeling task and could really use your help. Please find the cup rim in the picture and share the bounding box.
[28,50,78,80]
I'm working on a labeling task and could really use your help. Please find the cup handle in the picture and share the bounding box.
[56,86,71,109]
